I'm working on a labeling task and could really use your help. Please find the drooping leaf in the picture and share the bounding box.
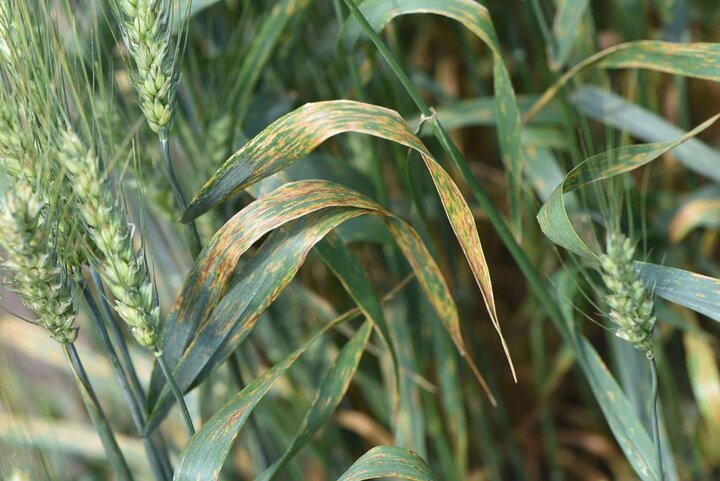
[336,445,438,481]
[255,317,372,481]
[526,41,720,122]
[183,100,514,381]
[172,317,372,481]
[341,0,524,236]
[148,180,494,429]
[537,114,720,259]
[572,85,720,181]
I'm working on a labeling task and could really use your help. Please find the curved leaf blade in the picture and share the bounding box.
[183,100,514,382]
[173,317,371,481]
[256,319,372,481]
[572,85,720,182]
[336,445,438,481]
[537,114,720,259]
[341,0,524,235]
[149,180,496,429]
[527,41,720,122]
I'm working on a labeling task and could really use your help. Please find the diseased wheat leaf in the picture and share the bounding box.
[341,0,524,236]
[183,100,514,382]
[572,85,720,181]
[255,316,372,481]
[549,0,590,70]
[336,445,438,481]
[527,41,720,121]
[148,180,495,429]
[537,114,720,259]
[173,317,372,481]
[635,262,720,324]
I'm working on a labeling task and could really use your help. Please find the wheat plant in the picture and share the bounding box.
[2,0,720,480]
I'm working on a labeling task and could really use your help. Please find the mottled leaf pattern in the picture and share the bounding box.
[526,41,720,121]
[148,180,494,430]
[336,445,438,481]
[183,100,513,380]
[341,0,524,236]
[635,262,720,324]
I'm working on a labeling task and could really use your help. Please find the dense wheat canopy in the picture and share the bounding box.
[1,0,720,480]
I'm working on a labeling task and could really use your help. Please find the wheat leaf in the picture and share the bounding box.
[341,0,524,237]
[183,100,514,382]
[173,318,372,481]
[255,318,372,481]
[148,180,495,429]
[549,0,590,70]
[335,445,438,481]
[537,114,720,259]
[526,41,720,122]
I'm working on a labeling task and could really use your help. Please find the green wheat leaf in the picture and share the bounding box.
[336,445,438,481]
[148,180,495,429]
[572,85,720,181]
[537,113,720,259]
[173,319,373,481]
[255,316,372,481]
[549,0,590,70]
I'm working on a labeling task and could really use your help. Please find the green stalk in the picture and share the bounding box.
[90,269,145,410]
[82,282,171,481]
[649,357,664,480]
[156,350,196,435]
[341,0,571,343]
[64,343,135,481]
[159,134,202,258]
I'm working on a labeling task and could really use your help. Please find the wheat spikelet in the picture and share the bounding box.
[599,232,656,357]
[58,129,159,349]
[115,0,178,135]
[0,181,78,344]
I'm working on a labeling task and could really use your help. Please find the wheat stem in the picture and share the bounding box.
[649,357,664,480]
[90,268,147,411]
[156,350,196,436]
[64,342,135,481]
[83,281,171,481]
[160,135,202,258]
